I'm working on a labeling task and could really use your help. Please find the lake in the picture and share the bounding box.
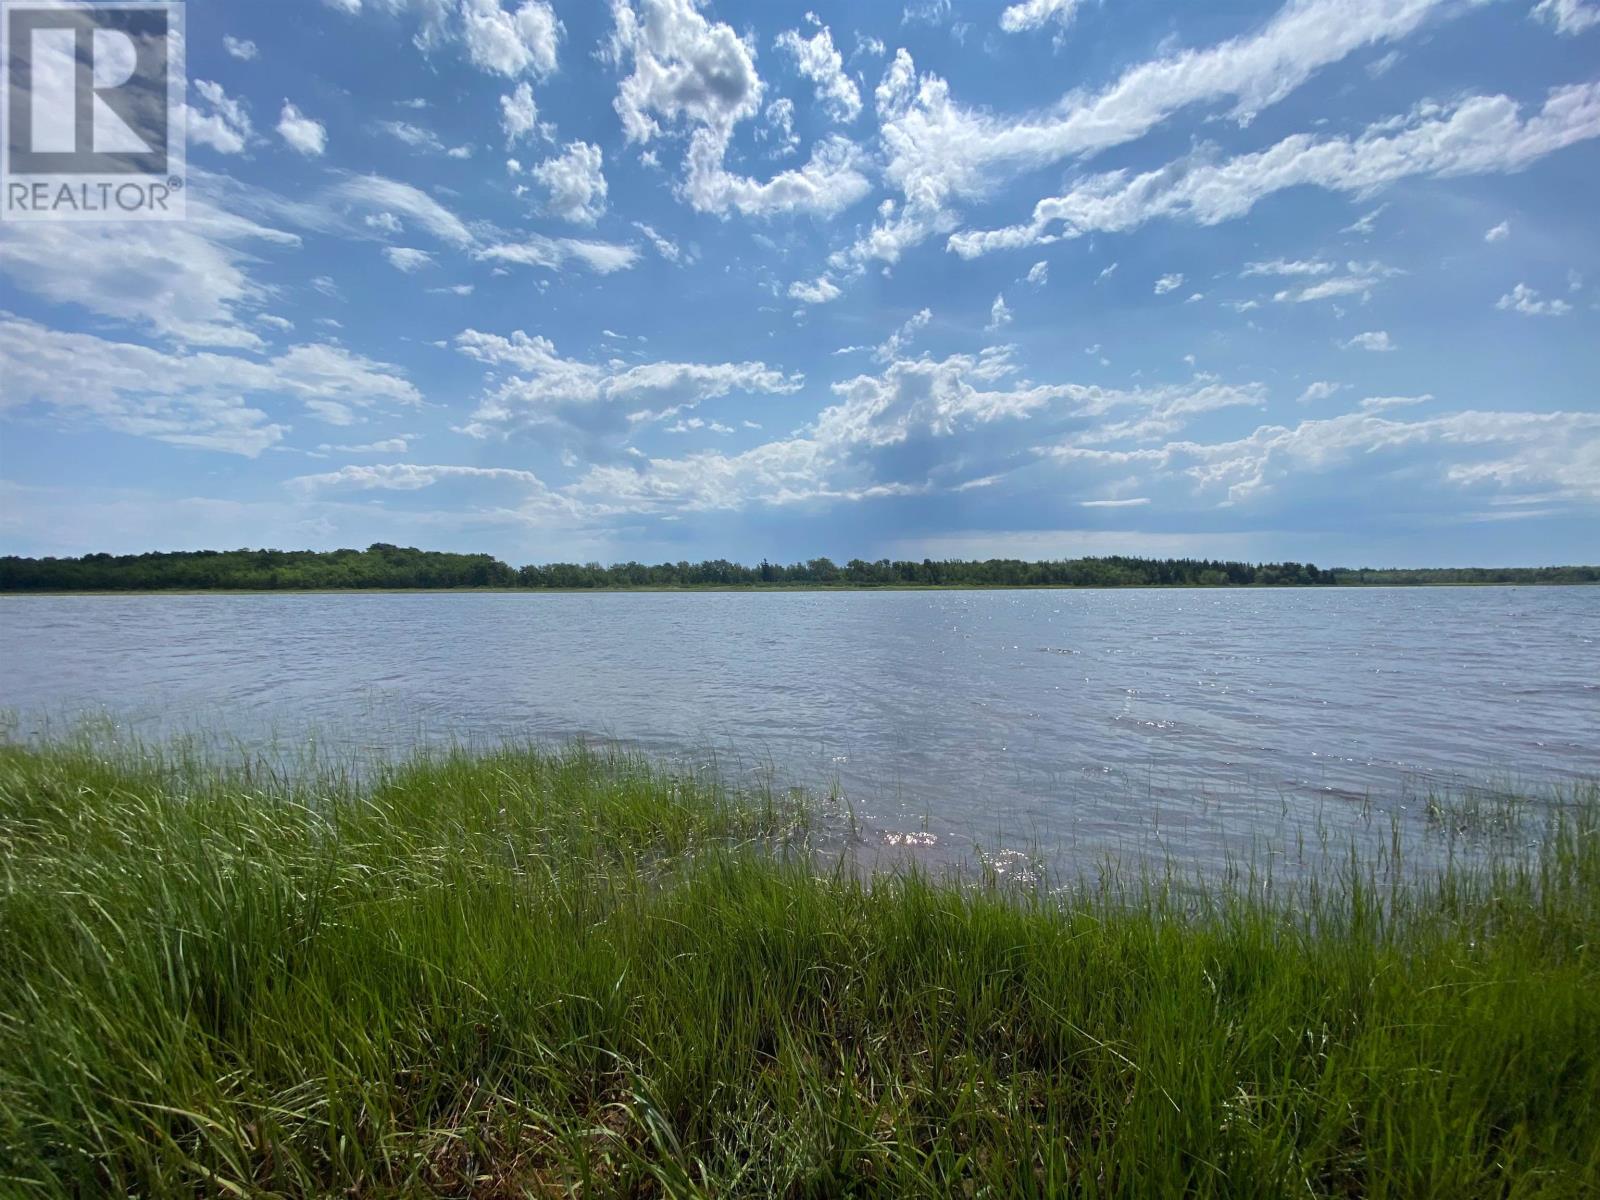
[3,587,1596,875]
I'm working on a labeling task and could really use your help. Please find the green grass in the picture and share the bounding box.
[1,738,1597,1197]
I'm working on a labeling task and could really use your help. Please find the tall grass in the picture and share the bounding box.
[1,736,1597,1197]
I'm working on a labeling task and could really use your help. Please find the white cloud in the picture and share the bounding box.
[902,0,952,25]
[1162,410,1600,507]
[319,437,411,454]
[1096,262,1118,282]
[1153,273,1183,295]
[0,315,419,455]
[531,140,608,224]
[364,211,403,234]
[384,246,435,272]
[1241,258,1335,277]
[329,175,475,245]
[459,0,561,77]
[1532,0,1600,35]
[854,32,888,58]
[376,119,446,152]
[789,276,843,304]
[1360,394,1431,410]
[681,131,871,217]
[500,81,540,146]
[851,0,1463,272]
[1296,380,1343,404]
[609,0,868,218]
[570,354,1267,514]
[188,80,252,154]
[1342,204,1388,235]
[291,463,547,492]
[951,84,1600,257]
[633,221,682,262]
[987,292,1013,331]
[277,101,327,155]
[455,327,803,446]
[875,307,933,362]
[775,22,862,123]
[1485,219,1511,242]
[757,97,800,157]
[1343,330,1395,351]
[1025,260,1049,287]
[1272,260,1401,303]
[475,235,639,275]
[0,200,298,348]
[222,35,258,60]
[1496,283,1573,316]
[1000,0,1085,35]
[610,0,763,144]
[1080,497,1150,507]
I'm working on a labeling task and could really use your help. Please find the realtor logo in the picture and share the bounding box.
[2,0,185,220]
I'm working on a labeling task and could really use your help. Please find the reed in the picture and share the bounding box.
[2,736,1596,1197]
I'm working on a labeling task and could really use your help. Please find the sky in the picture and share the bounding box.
[1,0,1597,568]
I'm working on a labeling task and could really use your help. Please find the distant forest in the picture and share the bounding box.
[1,546,1596,592]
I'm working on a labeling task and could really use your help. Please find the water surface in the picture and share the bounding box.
[3,587,1595,874]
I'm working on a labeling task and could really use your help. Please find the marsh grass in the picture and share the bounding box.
[1,736,1597,1197]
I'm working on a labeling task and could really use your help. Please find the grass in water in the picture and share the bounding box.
[1,737,1597,1197]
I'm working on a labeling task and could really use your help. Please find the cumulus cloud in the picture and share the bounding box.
[188,81,252,154]
[1153,273,1184,295]
[1485,219,1511,242]
[1343,330,1395,351]
[1000,0,1085,35]
[222,35,258,60]
[500,81,540,146]
[1025,260,1049,287]
[1496,283,1573,316]
[875,307,933,362]
[568,353,1267,515]
[987,293,1013,331]
[384,246,435,272]
[775,21,862,122]
[459,0,561,77]
[609,0,869,217]
[454,327,804,447]
[789,276,843,304]
[531,140,608,224]
[1160,409,1600,507]
[949,84,1600,256]
[681,132,871,217]
[611,0,763,144]
[277,101,327,155]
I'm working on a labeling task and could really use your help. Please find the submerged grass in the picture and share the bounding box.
[1,737,1598,1198]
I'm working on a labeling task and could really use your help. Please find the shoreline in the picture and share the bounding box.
[3,578,1597,597]
[3,735,1597,1194]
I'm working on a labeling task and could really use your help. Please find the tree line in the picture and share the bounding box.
[1,545,1595,592]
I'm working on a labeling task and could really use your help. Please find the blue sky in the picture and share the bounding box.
[1,0,1597,567]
